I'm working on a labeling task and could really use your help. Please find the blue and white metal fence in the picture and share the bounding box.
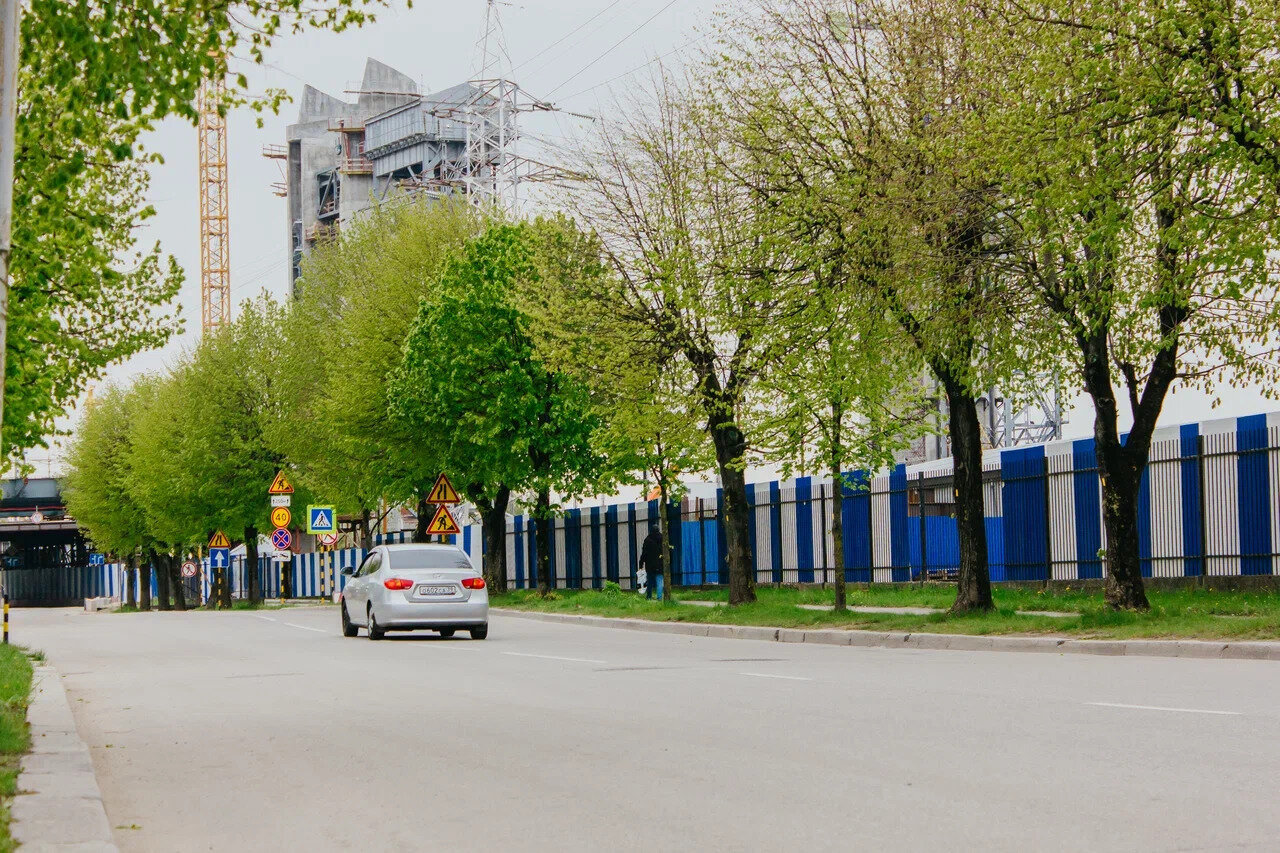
[9,411,1280,601]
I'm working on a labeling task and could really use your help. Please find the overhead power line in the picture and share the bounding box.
[510,0,627,75]
[545,0,683,98]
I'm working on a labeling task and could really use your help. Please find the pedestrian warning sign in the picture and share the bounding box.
[427,472,460,504]
[268,470,294,495]
[209,530,231,549]
[307,505,336,534]
[426,504,462,536]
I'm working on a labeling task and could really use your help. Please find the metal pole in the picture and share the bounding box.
[1197,435,1210,583]
[0,0,20,444]
[917,472,927,585]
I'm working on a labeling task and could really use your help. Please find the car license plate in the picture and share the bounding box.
[419,585,454,596]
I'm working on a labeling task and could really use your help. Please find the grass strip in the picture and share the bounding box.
[0,644,34,853]
[492,585,1280,641]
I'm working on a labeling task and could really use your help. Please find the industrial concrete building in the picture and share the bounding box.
[270,59,484,292]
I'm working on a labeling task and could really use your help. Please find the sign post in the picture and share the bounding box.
[267,471,294,599]
[423,472,462,544]
[209,530,231,606]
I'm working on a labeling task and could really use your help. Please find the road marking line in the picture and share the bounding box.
[503,652,607,664]
[739,672,812,682]
[282,622,328,634]
[1086,702,1241,716]
[249,615,277,622]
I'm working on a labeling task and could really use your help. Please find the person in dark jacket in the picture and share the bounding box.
[638,524,664,600]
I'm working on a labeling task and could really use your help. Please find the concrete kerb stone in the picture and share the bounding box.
[11,666,119,852]
[496,609,1280,661]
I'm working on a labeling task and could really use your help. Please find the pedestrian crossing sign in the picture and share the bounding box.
[307,505,336,534]
[426,504,462,536]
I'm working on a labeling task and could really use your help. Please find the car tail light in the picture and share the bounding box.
[462,577,486,590]
[383,578,413,590]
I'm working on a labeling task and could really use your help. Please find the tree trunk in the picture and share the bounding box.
[152,549,171,611]
[831,468,847,612]
[169,554,186,611]
[943,381,993,613]
[711,419,755,606]
[360,507,373,550]
[125,554,137,608]
[535,487,552,596]
[244,526,260,603]
[414,491,430,543]
[139,553,153,611]
[480,485,510,593]
[1080,336,1154,611]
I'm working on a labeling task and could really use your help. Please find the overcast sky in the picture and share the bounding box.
[26,0,1277,473]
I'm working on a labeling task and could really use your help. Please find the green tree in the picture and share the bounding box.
[710,0,1032,611]
[568,74,811,605]
[987,0,1280,608]
[524,216,711,600]
[128,296,296,604]
[389,222,602,595]
[757,283,927,611]
[6,0,397,464]
[275,199,480,546]
[62,386,150,608]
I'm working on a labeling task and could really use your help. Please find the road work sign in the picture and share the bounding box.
[271,528,292,550]
[426,504,462,536]
[270,506,292,529]
[270,495,291,508]
[209,548,230,570]
[427,473,460,504]
[307,506,336,534]
[181,560,198,578]
[268,470,294,495]
[209,530,231,549]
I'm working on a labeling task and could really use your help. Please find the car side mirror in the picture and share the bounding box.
[341,567,354,576]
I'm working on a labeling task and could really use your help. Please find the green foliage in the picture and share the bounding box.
[388,221,603,510]
[63,386,151,556]
[275,199,481,519]
[126,295,296,547]
[8,0,399,464]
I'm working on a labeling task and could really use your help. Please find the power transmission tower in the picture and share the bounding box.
[197,80,231,333]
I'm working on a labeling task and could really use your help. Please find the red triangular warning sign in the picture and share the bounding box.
[268,470,294,495]
[209,530,231,548]
[426,504,462,536]
[426,472,460,504]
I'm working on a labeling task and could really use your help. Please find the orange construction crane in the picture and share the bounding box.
[197,80,231,333]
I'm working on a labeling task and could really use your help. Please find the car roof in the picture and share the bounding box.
[380,543,466,554]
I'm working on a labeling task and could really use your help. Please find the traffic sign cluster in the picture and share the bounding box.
[426,472,461,537]
[268,470,294,551]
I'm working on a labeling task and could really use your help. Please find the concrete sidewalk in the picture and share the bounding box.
[11,665,117,852]
[498,608,1280,661]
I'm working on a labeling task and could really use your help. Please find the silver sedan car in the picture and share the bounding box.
[340,543,489,640]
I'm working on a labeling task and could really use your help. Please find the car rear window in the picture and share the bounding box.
[386,549,474,570]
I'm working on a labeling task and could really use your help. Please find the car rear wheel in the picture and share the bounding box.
[340,602,358,637]
[367,606,385,641]
[437,629,455,638]
[469,625,488,641]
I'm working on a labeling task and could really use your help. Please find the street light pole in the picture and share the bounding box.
[0,0,20,452]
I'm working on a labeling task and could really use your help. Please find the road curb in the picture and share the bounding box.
[495,609,1280,661]
[11,665,119,852]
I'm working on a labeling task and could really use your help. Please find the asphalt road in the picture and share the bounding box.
[17,605,1280,852]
